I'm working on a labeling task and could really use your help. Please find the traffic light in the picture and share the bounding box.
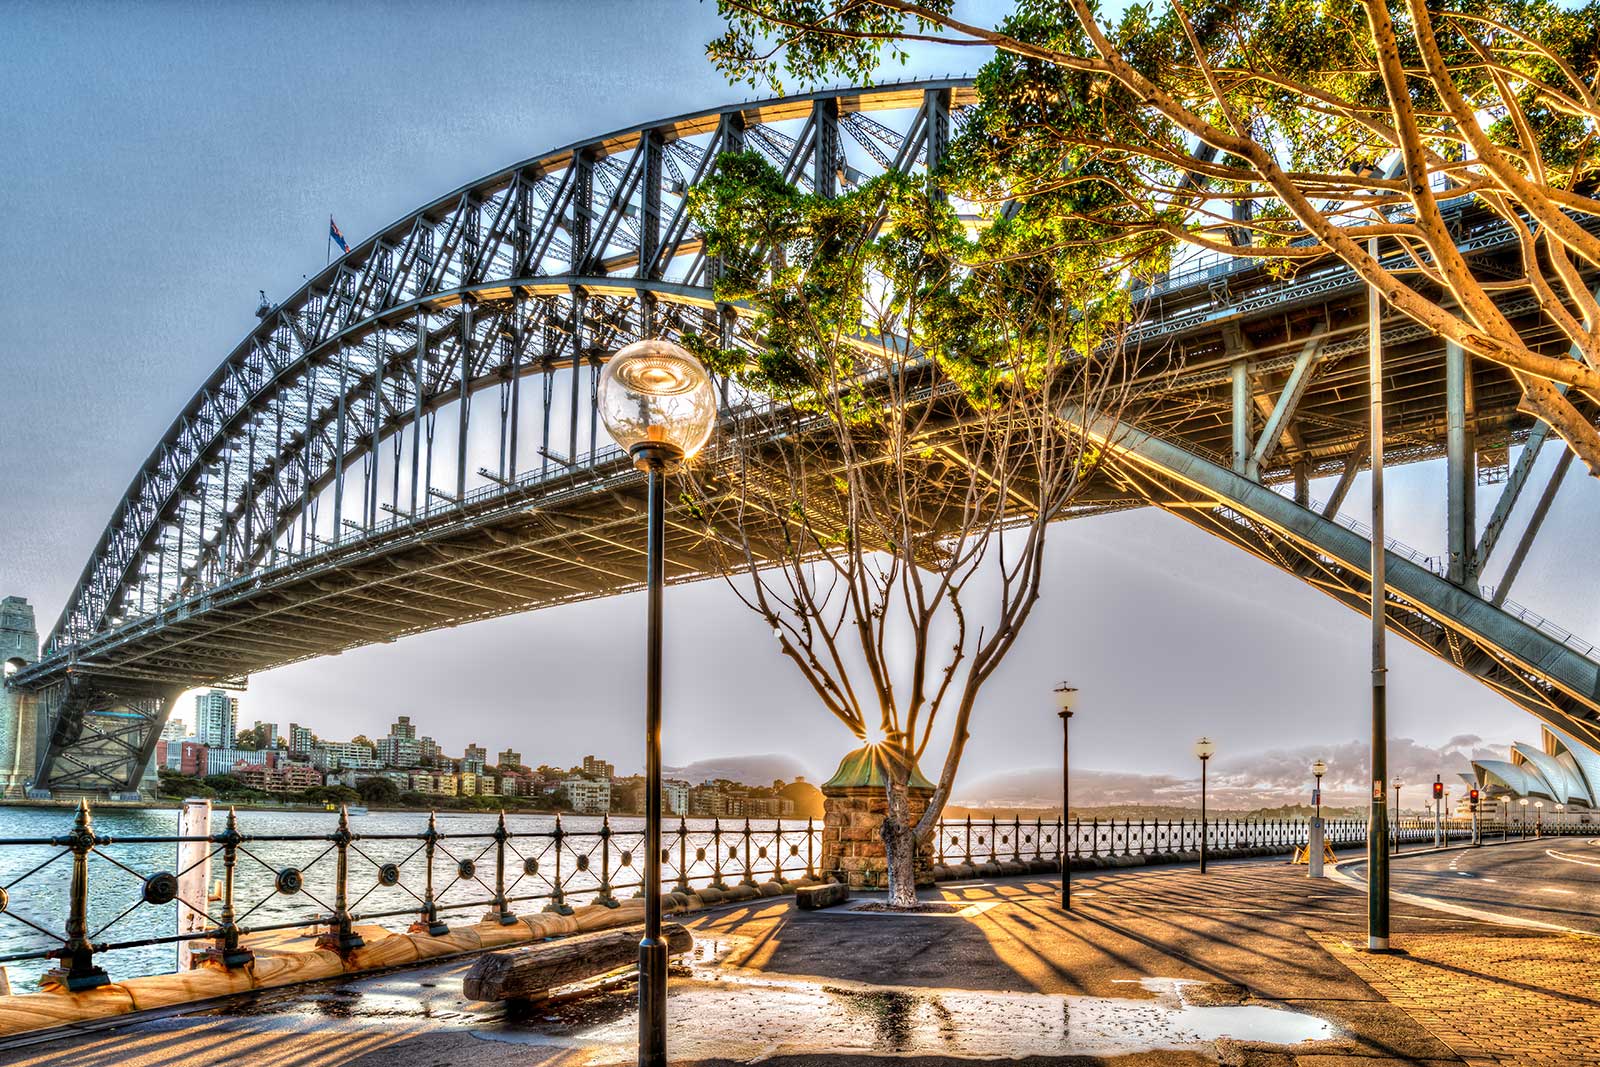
[1469,788,1480,809]
[1433,780,1445,800]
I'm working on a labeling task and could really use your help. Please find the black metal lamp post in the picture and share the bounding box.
[1194,737,1215,873]
[1520,797,1530,839]
[1056,683,1078,911]
[1501,796,1509,842]
[597,338,716,1067]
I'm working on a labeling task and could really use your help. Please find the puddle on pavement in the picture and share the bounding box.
[468,971,1336,1061]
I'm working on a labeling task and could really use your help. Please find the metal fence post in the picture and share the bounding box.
[211,807,252,967]
[773,818,785,883]
[46,800,108,991]
[545,813,573,915]
[741,819,756,886]
[712,818,727,889]
[414,811,448,935]
[595,814,619,908]
[964,815,973,865]
[322,806,364,953]
[675,817,691,893]
[806,817,816,879]
[487,811,516,922]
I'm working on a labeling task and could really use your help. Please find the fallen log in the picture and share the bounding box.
[463,922,693,1001]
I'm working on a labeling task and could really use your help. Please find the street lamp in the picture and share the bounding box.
[1194,737,1216,873]
[1055,683,1078,911]
[1500,795,1509,842]
[597,337,716,1067]
[1519,797,1530,839]
[1311,760,1327,822]
[1391,777,1403,853]
[1536,800,1544,837]
[1556,803,1565,836]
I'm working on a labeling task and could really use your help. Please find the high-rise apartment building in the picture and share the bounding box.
[496,748,522,770]
[194,690,238,748]
[160,718,189,742]
[288,723,314,756]
[390,715,417,740]
[253,721,278,748]
[582,755,615,779]
[461,743,487,775]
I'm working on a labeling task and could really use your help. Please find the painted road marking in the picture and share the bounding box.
[1540,887,1576,894]
[1545,848,1600,869]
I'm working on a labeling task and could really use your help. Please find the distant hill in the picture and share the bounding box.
[665,754,813,787]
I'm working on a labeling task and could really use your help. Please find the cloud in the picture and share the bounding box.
[954,734,1513,810]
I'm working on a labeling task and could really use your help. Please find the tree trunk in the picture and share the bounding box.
[881,768,919,908]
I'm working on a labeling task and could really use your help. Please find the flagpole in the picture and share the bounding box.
[326,216,332,266]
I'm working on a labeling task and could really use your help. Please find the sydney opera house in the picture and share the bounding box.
[1463,722,1600,819]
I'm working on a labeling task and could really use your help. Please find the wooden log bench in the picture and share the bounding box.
[463,923,692,1001]
[796,881,850,910]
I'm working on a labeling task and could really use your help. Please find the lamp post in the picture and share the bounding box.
[597,338,716,1067]
[1056,683,1078,911]
[1500,795,1509,842]
[1536,800,1544,838]
[1391,777,1403,853]
[1310,759,1328,878]
[1519,797,1530,839]
[1194,738,1216,873]
[1556,803,1565,836]
[1312,760,1327,822]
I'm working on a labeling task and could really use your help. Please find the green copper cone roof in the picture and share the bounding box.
[822,744,935,791]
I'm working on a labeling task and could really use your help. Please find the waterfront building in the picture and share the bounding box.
[664,779,690,816]
[156,740,208,775]
[1467,724,1600,817]
[233,759,321,793]
[390,715,417,740]
[562,775,611,814]
[193,690,237,748]
[312,740,381,772]
[409,771,458,796]
[205,747,273,776]
[287,723,313,757]
[496,748,522,770]
[376,734,422,768]
[582,754,615,779]
[160,718,188,743]
[462,743,487,775]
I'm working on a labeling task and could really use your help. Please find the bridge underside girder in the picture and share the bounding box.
[1075,414,1600,751]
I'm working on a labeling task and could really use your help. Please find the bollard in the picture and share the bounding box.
[1308,817,1325,878]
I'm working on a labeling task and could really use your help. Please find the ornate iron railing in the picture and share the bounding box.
[0,804,1570,991]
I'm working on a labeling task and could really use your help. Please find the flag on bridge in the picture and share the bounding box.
[329,216,351,255]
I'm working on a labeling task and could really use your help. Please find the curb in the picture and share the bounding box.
[1327,844,1586,934]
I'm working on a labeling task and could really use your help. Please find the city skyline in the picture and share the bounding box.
[3,0,1596,801]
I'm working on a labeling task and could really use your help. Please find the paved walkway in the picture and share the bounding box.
[0,859,1591,1066]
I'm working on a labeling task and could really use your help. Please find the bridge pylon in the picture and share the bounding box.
[1,596,41,799]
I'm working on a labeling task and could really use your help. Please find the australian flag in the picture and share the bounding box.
[329,216,351,255]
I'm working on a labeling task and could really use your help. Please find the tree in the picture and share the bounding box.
[683,152,1137,906]
[233,729,258,751]
[357,775,400,805]
[710,0,1600,472]
[351,734,374,749]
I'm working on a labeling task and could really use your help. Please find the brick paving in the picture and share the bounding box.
[1315,929,1600,1066]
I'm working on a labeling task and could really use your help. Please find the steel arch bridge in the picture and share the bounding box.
[4,77,1599,799]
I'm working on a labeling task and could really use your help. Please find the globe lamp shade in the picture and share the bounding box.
[1193,737,1216,760]
[597,339,716,463]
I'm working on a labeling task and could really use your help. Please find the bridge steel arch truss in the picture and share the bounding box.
[11,77,1600,797]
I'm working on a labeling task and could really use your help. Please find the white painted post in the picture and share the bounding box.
[176,798,212,971]
[1308,818,1324,879]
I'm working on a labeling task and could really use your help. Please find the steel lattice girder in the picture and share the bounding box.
[11,77,1600,797]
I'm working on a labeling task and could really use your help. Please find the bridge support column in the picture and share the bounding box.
[0,597,41,798]
[1446,341,1477,589]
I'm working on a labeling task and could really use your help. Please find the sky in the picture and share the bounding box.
[2,1,1597,808]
